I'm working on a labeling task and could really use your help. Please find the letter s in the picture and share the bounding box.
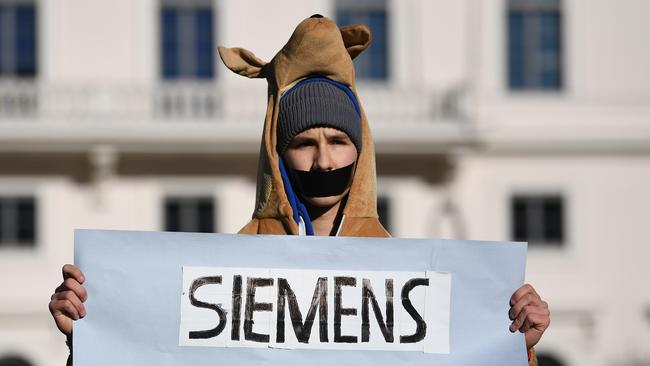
[400,278,429,343]
[188,276,227,339]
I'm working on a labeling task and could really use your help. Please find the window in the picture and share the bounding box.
[336,0,388,80]
[160,0,214,80]
[507,0,562,90]
[511,194,564,246]
[0,2,37,77]
[164,196,215,233]
[377,195,391,232]
[0,196,36,248]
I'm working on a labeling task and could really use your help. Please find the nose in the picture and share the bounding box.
[313,142,334,171]
[310,14,324,19]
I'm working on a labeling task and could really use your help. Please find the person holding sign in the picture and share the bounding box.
[48,15,550,365]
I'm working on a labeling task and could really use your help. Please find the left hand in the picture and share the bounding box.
[509,283,550,349]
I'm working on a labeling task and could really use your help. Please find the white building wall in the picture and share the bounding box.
[43,0,156,84]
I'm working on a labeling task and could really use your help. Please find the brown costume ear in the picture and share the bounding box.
[340,24,372,60]
[218,47,268,78]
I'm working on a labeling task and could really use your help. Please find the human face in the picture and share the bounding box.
[283,127,358,208]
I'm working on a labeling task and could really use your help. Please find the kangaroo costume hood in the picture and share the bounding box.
[219,15,389,237]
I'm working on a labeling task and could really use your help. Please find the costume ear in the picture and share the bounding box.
[218,47,268,78]
[340,24,372,60]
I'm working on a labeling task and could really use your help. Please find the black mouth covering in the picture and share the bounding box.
[289,163,355,198]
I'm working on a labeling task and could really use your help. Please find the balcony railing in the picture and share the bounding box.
[0,81,38,117]
[0,81,472,125]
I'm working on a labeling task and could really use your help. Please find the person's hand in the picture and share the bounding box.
[509,283,550,349]
[48,264,88,337]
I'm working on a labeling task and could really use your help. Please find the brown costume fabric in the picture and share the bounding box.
[219,16,388,238]
[529,348,538,366]
[219,16,537,365]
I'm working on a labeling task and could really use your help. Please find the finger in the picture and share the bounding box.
[521,311,550,333]
[509,293,541,319]
[62,264,85,284]
[511,305,549,332]
[54,278,77,294]
[63,278,88,302]
[51,291,84,314]
[48,300,73,335]
[509,283,539,306]
[52,291,86,317]
[510,305,527,332]
[50,298,81,320]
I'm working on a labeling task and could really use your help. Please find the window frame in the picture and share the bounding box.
[335,0,389,82]
[506,0,564,92]
[158,0,216,82]
[162,194,217,234]
[376,194,391,233]
[509,193,566,248]
[0,0,38,79]
[0,194,38,250]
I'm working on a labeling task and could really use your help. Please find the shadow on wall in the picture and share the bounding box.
[537,353,565,366]
[0,355,33,366]
[608,358,650,366]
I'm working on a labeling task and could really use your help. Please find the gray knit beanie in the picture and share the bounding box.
[277,80,362,154]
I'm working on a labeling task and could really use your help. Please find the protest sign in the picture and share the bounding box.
[73,229,528,365]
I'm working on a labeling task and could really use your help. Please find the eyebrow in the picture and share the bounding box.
[288,136,316,146]
[323,130,350,140]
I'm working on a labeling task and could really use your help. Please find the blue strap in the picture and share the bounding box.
[278,157,314,235]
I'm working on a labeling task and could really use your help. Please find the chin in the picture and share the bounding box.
[303,195,344,208]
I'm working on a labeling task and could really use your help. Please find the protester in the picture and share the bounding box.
[49,15,549,365]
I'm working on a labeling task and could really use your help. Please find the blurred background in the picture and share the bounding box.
[1,0,649,365]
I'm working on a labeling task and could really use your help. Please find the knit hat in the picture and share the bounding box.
[277,77,362,154]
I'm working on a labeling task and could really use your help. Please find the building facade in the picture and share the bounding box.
[1,1,649,365]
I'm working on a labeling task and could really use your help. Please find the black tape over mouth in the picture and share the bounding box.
[290,163,355,198]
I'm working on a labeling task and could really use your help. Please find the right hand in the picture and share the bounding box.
[48,264,88,337]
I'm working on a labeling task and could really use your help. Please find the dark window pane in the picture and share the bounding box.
[194,8,214,79]
[377,196,390,232]
[0,196,37,248]
[540,12,561,89]
[540,13,560,51]
[511,194,565,247]
[164,196,215,233]
[0,6,8,74]
[15,5,37,77]
[16,198,35,245]
[507,0,562,90]
[197,198,214,233]
[508,12,525,89]
[0,201,4,241]
[161,8,179,79]
[512,197,528,242]
[161,5,214,80]
[165,200,181,231]
[543,197,563,243]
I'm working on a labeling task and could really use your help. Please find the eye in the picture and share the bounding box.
[330,137,351,146]
[289,139,315,149]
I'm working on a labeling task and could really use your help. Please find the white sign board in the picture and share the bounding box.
[73,230,529,365]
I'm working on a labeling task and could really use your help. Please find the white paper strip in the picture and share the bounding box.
[180,266,451,353]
